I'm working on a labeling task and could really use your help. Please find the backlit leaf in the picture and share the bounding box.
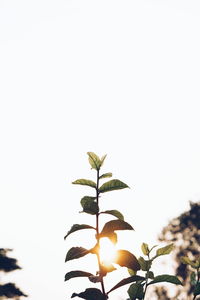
[71,288,107,300]
[99,179,129,193]
[65,247,90,262]
[181,256,199,268]
[107,275,145,294]
[65,270,93,281]
[156,243,174,257]
[128,283,144,300]
[141,243,149,256]
[148,275,183,286]
[100,264,116,276]
[99,173,113,179]
[72,179,96,189]
[101,210,124,220]
[100,155,107,167]
[64,224,95,239]
[87,152,102,170]
[80,196,99,215]
[100,220,133,236]
[114,250,141,271]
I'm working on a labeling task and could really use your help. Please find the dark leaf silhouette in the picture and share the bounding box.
[64,224,95,239]
[108,275,145,294]
[71,288,107,300]
[65,247,90,262]
[0,283,27,298]
[65,270,93,281]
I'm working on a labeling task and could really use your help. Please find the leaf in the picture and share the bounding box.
[100,155,107,167]
[148,275,183,286]
[100,220,134,236]
[190,271,197,286]
[194,282,200,296]
[72,179,96,189]
[99,173,113,179]
[80,196,99,215]
[65,270,93,281]
[138,257,152,271]
[128,269,137,276]
[71,288,107,300]
[64,224,95,239]
[88,275,102,283]
[100,264,116,276]
[128,283,144,300]
[87,152,102,170]
[65,247,90,262]
[107,275,145,294]
[148,271,154,279]
[141,243,149,256]
[99,179,129,193]
[106,232,118,244]
[156,243,174,257]
[181,256,199,268]
[114,250,141,271]
[101,210,124,220]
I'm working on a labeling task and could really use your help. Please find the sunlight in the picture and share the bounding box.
[99,237,117,266]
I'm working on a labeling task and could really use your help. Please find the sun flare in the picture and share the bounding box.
[99,237,117,266]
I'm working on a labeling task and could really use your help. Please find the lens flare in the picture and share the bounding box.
[99,237,117,266]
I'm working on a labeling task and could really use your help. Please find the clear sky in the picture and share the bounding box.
[0,1,200,300]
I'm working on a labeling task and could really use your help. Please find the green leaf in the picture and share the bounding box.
[148,271,154,279]
[65,247,90,262]
[87,152,102,170]
[194,282,200,296]
[181,256,199,268]
[148,275,183,286]
[72,179,96,188]
[100,219,134,236]
[80,196,99,215]
[99,179,129,193]
[100,210,124,220]
[99,173,112,179]
[128,283,144,300]
[71,288,107,300]
[107,275,145,294]
[100,155,107,167]
[156,243,174,257]
[128,269,137,276]
[114,250,141,271]
[138,257,152,271]
[64,224,95,239]
[65,270,93,281]
[141,243,149,256]
[190,272,197,285]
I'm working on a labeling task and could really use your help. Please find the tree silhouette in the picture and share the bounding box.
[156,202,200,299]
[0,248,27,299]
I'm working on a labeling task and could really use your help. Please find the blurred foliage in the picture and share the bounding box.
[0,248,27,299]
[156,201,200,299]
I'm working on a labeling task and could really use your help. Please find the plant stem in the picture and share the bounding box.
[143,254,151,299]
[193,267,200,300]
[96,169,106,297]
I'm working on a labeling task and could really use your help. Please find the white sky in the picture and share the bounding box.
[0,1,200,300]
